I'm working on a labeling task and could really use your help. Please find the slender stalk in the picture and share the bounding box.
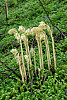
[25,42,30,72]
[20,39,27,81]
[18,59,24,82]
[27,44,31,77]
[34,51,36,73]
[47,29,56,68]
[52,36,56,68]
[38,39,41,69]
[43,34,51,71]
[29,51,33,75]
[30,47,36,74]
[42,31,51,68]
[46,35,51,65]
[36,37,41,78]
[40,39,44,69]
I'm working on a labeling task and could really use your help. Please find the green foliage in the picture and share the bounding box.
[0,68,67,99]
[13,0,17,5]
[0,0,67,99]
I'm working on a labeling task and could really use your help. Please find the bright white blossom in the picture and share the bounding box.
[39,21,47,30]
[25,28,31,35]
[32,27,42,34]
[24,55,29,62]
[31,27,36,35]
[18,26,26,33]
[21,34,26,40]
[11,49,20,64]
[11,49,18,56]
[21,34,28,44]
[39,21,46,25]
[15,54,21,64]
[46,25,52,37]
[8,28,17,35]
[30,48,34,56]
[40,33,45,40]
[14,33,20,41]
[46,25,50,31]
[38,68,40,72]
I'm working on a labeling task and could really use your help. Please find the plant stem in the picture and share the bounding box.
[20,39,27,81]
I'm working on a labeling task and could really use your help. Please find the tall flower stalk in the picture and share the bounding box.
[39,22,56,69]
[30,47,36,74]
[10,49,24,82]
[20,39,27,81]
[8,21,56,83]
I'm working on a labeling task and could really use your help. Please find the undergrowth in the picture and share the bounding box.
[0,0,67,100]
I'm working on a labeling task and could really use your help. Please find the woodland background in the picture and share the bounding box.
[0,0,67,100]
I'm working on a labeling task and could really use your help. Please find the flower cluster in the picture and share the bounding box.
[8,28,17,35]
[24,55,29,62]
[14,33,20,42]
[21,34,26,40]
[11,49,20,64]
[8,21,56,82]
[25,28,31,35]
[40,32,45,40]
[18,26,26,33]
[38,21,47,30]
[11,49,18,56]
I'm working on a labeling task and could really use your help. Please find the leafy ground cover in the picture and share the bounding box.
[0,0,67,100]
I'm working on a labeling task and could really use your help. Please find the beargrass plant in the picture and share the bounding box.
[8,21,56,83]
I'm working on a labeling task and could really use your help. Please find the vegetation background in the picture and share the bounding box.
[0,0,67,100]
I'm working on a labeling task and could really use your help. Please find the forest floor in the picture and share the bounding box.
[0,0,67,100]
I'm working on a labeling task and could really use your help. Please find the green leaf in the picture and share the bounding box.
[13,0,17,5]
